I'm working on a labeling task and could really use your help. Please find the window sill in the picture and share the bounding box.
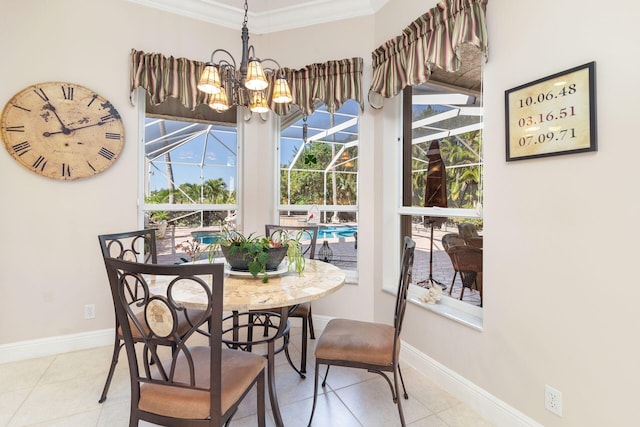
[385,284,483,331]
[343,269,358,284]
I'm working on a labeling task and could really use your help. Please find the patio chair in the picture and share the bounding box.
[441,233,466,294]
[446,245,483,305]
[458,222,483,248]
[308,236,416,427]
[258,224,319,375]
[102,257,266,427]
[97,229,208,403]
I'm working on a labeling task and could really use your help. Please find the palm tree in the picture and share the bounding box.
[176,183,201,203]
[158,120,176,204]
[202,178,227,203]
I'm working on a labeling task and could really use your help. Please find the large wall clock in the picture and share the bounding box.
[0,81,125,180]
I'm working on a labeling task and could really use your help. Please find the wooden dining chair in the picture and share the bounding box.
[102,257,266,427]
[262,224,318,375]
[308,236,416,427]
[97,229,208,403]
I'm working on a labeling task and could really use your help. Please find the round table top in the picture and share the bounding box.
[147,258,345,311]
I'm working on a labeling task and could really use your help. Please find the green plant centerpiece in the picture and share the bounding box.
[219,228,306,283]
[268,229,307,276]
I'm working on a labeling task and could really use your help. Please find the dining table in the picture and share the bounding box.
[147,258,345,427]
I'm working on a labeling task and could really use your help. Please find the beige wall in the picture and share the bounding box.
[0,0,238,343]
[2,0,640,425]
[374,1,640,426]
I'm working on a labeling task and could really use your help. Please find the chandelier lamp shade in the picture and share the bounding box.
[196,0,292,113]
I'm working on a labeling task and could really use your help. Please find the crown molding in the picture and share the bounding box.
[127,0,389,33]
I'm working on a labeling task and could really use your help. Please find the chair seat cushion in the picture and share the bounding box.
[291,302,310,317]
[139,347,265,419]
[315,319,397,367]
[255,302,310,317]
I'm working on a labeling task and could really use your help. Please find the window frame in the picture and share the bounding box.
[136,89,240,263]
[275,102,360,281]
[396,85,484,329]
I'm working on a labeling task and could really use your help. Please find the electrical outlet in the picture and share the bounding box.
[84,304,96,319]
[545,384,562,416]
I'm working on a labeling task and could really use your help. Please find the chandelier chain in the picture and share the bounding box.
[243,0,248,27]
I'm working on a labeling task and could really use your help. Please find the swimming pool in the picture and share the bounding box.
[317,225,358,239]
[191,231,221,245]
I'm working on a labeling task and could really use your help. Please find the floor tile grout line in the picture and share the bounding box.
[327,387,367,427]
[6,355,59,427]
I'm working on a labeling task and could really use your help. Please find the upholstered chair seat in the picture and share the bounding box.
[139,347,265,419]
[315,319,398,366]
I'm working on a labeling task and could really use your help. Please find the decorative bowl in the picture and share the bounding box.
[221,245,288,272]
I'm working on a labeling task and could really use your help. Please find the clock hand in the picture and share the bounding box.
[66,121,107,132]
[43,103,71,134]
[43,120,112,136]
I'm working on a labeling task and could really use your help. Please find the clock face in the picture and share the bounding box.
[0,82,125,180]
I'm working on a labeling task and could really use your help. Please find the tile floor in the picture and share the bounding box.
[0,326,493,427]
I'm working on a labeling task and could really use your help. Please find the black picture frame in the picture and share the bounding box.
[505,62,597,161]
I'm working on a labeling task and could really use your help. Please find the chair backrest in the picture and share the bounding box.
[394,236,416,340]
[102,257,226,422]
[264,224,319,258]
[98,229,158,264]
[446,245,482,289]
[457,223,479,240]
[441,233,466,251]
[447,245,482,274]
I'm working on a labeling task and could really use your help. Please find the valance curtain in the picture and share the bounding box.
[278,58,364,116]
[369,0,488,100]
[130,49,209,108]
[130,49,363,117]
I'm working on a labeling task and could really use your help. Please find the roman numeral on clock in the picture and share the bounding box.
[5,125,24,132]
[87,94,98,107]
[61,163,71,177]
[12,103,30,112]
[34,88,49,102]
[12,141,31,156]
[32,155,47,171]
[98,147,115,161]
[62,85,74,100]
[105,132,121,140]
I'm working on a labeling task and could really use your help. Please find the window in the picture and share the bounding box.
[140,97,238,264]
[277,101,359,274]
[400,84,483,308]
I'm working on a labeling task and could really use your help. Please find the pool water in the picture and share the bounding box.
[317,226,358,239]
[191,232,221,245]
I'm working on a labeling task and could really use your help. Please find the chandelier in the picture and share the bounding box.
[196,0,292,114]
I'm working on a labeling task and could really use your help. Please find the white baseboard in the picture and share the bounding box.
[401,341,543,427]
[312,314,542,427]
[0,329,114,364]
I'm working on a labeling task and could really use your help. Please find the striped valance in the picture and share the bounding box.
[130,49,208,108]
[130,49,363,117]
[281,58,364,116]
[370,0,488,100]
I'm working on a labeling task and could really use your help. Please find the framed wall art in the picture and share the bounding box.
[505,62,597,161]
